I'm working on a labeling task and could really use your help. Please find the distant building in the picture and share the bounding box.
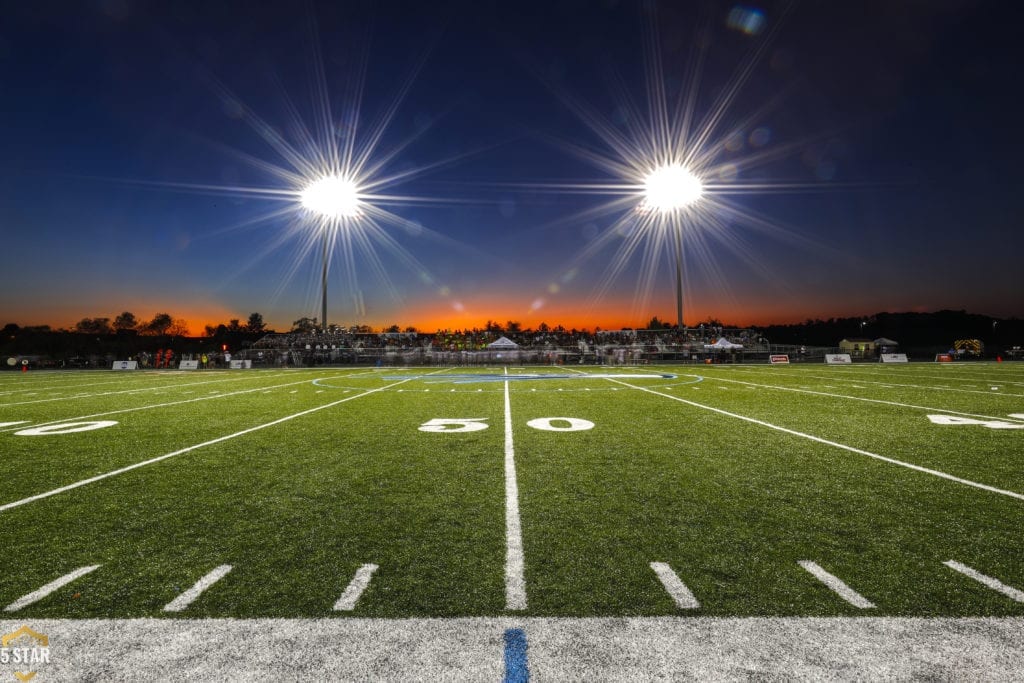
[839,338,876,357]
[873,337,899,354]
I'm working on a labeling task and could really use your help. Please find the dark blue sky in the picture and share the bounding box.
[1,0,1021,332]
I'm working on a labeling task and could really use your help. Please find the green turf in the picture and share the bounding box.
[0,363,1022,618]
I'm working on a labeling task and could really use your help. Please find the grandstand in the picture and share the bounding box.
[245,328,783,367]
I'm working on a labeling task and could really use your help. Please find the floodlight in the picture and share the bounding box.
[643,164,703,211]
[301,175,361,218]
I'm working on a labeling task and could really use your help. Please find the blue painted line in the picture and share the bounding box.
[503,627,529,683]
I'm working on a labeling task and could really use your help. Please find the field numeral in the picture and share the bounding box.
[927,415,1024,430]
[6,420,120,436]
[526,417,595,432]
[419,418,489,433]
[420,417,594,433]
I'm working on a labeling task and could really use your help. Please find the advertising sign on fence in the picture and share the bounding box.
[880,353,909,363]
[178,360,199,370]
[769,354,790,364]
[825,354,852,364]
[111,360,138,370]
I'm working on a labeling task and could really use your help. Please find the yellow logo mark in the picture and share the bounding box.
[2,626,50,682]
[1,627,48,649]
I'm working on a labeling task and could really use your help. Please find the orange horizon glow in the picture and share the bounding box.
[3,303,874,336]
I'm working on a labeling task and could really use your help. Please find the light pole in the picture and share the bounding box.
[300,175,361,333]
[643,163,703,330]
[321,229,329,332]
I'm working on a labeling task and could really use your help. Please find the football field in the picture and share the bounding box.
[1,363,1023,679]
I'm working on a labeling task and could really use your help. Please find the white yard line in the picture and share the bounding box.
[823,366,1024,387]
[0,372,297,407]
[944,560,1024,603]
[650,562,700,609]
[333,564,379,611]
[163,565,233,612]
[603,378,1024,502]
[702,375,1024,424]
[4,566,101,612]
[799,561,875,608]
[504,370,528,611]
[0,377,421,514]
[720,367,1024,398]
[0,378,318,433]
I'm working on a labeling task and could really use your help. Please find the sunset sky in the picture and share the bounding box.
[2,1,1021,334]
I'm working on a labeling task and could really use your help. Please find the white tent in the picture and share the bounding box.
[704,337,744,350]
[487,336,519,349]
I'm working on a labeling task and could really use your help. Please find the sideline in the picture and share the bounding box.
[1,616,1020,680]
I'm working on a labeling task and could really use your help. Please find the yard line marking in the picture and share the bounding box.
[703,375,1024,424]
[333,564,379,611]
[163,565,233,612]
[503,627,530,683]
[0,372,298,407]
[0,376,337,434]
[726,367,1024,398]
[0,376,425,513]
[504,371,527,611]
[944,560,1024,603]
[650,562,700,609]
[604,378,1024,501]
[4,565,101,612]
[799,561,875,609]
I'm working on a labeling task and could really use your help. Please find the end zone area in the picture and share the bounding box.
[1,363,1022,677]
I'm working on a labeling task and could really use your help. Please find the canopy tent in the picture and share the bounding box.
[704,337,744,350]
[486,336,519,349]
[873,337,899,347]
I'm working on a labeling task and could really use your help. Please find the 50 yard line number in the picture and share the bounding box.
[419,417,595,433]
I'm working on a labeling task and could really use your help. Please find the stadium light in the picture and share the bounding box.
[642,164,703,330]
[301,175,362,332]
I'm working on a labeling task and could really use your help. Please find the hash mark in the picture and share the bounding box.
[799,560,875,609]
[164,565,233,612]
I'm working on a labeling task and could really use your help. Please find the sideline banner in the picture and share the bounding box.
[229,360,252,369]
[935,354,954,363]
[769,354,790,364]
[111,360,138,371]
[881,353,909,363]
[825,354,852,364]
[179,360,199,370]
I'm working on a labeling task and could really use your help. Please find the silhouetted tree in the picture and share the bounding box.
[291,317,318,334]
[113,311,138,332]
[245,312,266,334]
[646,316,670,330]
[143,313,173,336]
[75,318,113,335]
[167,319,191,337]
